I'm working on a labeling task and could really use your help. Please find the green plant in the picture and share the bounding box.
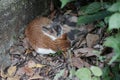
[102,64,120,80]
[60,0,73,8]
[103,1,120,64]
[59,0,120,80]
[53,66,102,80]
[75,66,102,80]
[77,2,112,25]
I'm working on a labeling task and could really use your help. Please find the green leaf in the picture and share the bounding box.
[104,33,120,64]
[60,0,72,8]
[90,66,102,77]
[102,67,112,80]
[92,77,100,80]
[109,13,120,30]
[102,2,112,9]
[69,69,76,78]
[53,69,65,80]
[85,2,101,14]
[96,21,105,27]
[77,11,111,25]
[104,16,110,24]
[108,2,120,12]
[75,68,91,80]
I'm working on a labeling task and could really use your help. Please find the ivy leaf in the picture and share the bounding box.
[75,68,91,80]
[92,76,100,80]
[104,33,120,64]
[85,2,101,14]
[108,2,120,12]
[109,13,120,30]
[60,0,72,8]
[90,66,102,77]
[77,10,111,25]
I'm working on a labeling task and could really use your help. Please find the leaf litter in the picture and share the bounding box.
[0,1,114,80]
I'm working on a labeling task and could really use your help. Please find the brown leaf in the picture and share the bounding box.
[27,60,36,68]
[25,49,33,54]
[28,74,43,80]
[22,38,29,49]
[71,57,90,68]
[7,75,20,80]
[86,24,95,32]
[16,67,25,76]
[74,48,98,57]
[23,66,34,76]
[86,34,99,48]
[1,70,7,78]
[36,64,45,68]
[16,66,34,76]
[71,57,84,68]
[7,66,16,77]
[27,60,45,68]
[63,69,68,78]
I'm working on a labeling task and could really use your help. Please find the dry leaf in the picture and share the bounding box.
[1,70,7,78]
[86,34,99,48]
[7,66,16,77]
[86,24,95,32]
[74,48,97,57]
[23,66,34,76]
[22,38,29,49]
[27,60,36,68]
[28,74,43,80]
[27,60,45,68]
[63,69,68,78]
[16,66,34,76]
[71,57,84,68]
[36,64,45,68]
[16,67,25,76]
[71,57,90,68]
[25,49,32,54]
[7,75,20,80]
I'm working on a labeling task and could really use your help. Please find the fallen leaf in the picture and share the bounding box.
[74,48,98,57]
[71,57,84,68]
[16,66,34,76]
[7,66,16,77]
[28,74,43,80]
[25,49,33,54]
[63,69,68,78]
[10,46,25,55]
[1,70,7,78]
[27,60,45,68]
[7,75,20,80]
[23,66,34,76]
[86,24,95,32]
[27,60,36,68]
[16,67,25,76]
[22,38,29,49]
[71,57,90,68]
[36,64,45,68]
[86,33,99,48]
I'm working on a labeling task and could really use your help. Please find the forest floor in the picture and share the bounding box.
[0,7,114,80]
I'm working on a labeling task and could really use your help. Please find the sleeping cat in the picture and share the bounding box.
[25,17,70,54]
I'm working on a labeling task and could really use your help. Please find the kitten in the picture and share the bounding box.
[25,17,70,54]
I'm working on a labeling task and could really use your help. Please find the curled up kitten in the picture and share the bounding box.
[25,17,70,54]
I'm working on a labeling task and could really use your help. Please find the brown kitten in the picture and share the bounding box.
[25,17,70,54]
